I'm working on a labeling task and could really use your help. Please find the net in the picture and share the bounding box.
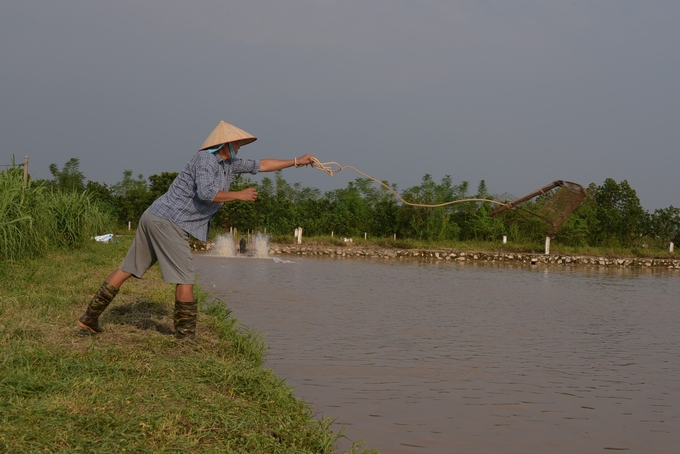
[308,158,586,235]
[488,180,587,235]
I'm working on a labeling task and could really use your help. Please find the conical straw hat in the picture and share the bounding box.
[199,121,257,150]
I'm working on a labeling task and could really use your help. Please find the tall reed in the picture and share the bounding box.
[0,168,41,260]
[40,190,110,249]
[0,168,113,261]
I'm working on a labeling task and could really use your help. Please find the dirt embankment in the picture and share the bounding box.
[194,240,680,270]
[272,245,680,269]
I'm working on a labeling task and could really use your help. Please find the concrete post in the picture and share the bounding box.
[503,235,507,244]
[671,242,674,253]
[545,237,550,255]
[23,156,29,187]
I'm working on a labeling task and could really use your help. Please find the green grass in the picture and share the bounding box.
[0,170,112,261]
[0,238,377,453]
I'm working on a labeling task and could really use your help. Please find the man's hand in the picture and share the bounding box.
[212,187,259,203]
[295,154,316,167]
[238,187,259,202]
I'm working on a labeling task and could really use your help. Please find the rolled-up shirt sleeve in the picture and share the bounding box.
[232,158,260,175]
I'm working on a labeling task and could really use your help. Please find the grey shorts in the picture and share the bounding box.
[120,210,194,284]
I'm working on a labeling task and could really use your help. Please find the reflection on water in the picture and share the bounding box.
[193,255,680,454]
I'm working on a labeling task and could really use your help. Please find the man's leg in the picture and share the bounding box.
[77,269,133,334]
[174,283,197,339]
[106,269,133,289]
[175,283,194,302]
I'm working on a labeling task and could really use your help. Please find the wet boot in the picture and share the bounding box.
[174,300,197,339]
[77,281,119,334]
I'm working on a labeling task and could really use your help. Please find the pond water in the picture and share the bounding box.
[193,254,680,454]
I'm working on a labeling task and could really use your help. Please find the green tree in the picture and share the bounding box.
[589,178,646,247]
[649,206,680,246]
[110,170,152,224]
[552,202,591,246]
[459,180,503,241]
[148,172,179,201]
[85,180,115,218]
[324,181,372,237]
[255,176,276,231]
[85,181,112,204]
[48,158,85,192]
[372,182,400,238]
[212,174,259,235]
[294,186,325,236]
[397,174,461,241]
[269,172,298,235]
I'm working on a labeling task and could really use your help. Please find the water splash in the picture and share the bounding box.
[252,232,270,258]
[213,234,236,257]
[211,232,270,258]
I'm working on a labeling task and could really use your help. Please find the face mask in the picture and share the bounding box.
[204,144,224,154]
[205,143,236,159]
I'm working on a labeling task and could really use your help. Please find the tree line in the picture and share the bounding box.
[39,158,680,249]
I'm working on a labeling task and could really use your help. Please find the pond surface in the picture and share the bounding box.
[194,254,680,454]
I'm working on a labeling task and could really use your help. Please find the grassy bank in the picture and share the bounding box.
[0,238,376,453]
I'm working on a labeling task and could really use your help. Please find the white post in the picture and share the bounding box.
[297,227,302,244]
[545,237,550,255]
[128,221,131,231]
[503,235,507,244]
[365,232,367,240]
[331,231,333,238]
[671,242,674,253]
[393,233,396,241]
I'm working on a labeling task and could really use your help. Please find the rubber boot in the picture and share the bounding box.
[174,300,197,339]
[77,281,119,334]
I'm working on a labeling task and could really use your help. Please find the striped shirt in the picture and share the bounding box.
[148,150,260,241]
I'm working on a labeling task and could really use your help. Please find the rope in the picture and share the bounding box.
[309,157,511,210]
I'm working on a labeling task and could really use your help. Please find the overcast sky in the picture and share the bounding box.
[2,1,678,210]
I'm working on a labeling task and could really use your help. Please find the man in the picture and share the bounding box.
[77,121,316,339]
